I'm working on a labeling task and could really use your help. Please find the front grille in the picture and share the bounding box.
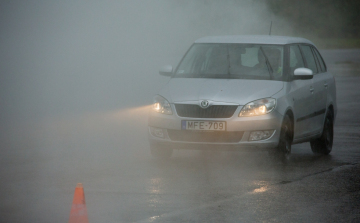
[167,130,244,143]
[175,104,238,118]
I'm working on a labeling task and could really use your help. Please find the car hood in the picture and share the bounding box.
[159,78,284,105]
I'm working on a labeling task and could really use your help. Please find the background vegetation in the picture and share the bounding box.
[266,0,360,48]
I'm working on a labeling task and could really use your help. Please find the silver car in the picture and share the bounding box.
[148,35,336,159]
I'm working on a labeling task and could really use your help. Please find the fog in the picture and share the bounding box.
[0,2,296,219]
[0,0,299,157]
[0,0,296,123]
[0,1,359,222]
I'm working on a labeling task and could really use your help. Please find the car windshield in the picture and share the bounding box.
[175,43,284,80]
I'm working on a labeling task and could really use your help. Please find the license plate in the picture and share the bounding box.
[181,120,226,131]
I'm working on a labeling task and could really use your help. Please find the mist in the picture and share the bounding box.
[0,0,296,124]
[1,1,360,222]
[0,0,309,176]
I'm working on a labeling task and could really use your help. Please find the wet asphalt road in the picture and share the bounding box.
[1,49,360,222]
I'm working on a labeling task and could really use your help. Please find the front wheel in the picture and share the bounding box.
[310,111,333,155]
[269,115,293,161]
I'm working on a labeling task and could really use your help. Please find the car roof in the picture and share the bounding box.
[195,35,315,46]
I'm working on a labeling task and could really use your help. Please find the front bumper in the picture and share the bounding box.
[148,105,283,151]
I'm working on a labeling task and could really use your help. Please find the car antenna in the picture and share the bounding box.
[269,21,272,35]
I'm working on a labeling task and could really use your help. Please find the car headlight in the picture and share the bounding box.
[152,95,173,115]
[239,98,276,117]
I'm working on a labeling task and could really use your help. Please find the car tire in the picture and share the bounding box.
[310,111,333,155]
[269,115,292,161]
[150,144,173,159]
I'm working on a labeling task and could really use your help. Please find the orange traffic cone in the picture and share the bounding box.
[68,183,89,223]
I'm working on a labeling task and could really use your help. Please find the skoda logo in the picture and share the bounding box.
[200,100,210,109]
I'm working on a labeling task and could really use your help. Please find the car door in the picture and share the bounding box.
[311,47,331,131]
[300,45,327,134]
[300,44,323,135]
[287,44,315,139]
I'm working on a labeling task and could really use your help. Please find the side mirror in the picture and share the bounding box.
[159,65,173,77]
[293,68,313,80]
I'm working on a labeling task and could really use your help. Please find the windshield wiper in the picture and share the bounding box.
[260,46,274,80]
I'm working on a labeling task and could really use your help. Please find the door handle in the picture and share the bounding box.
[324,83,328,88]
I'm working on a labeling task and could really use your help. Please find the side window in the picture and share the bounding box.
[301,45,318,74]
[312,47,326,72]
[289,45,305,70]
[289,45,305,79]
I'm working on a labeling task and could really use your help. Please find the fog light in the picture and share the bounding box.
[150,127,164,138]
[249,130,275,141]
